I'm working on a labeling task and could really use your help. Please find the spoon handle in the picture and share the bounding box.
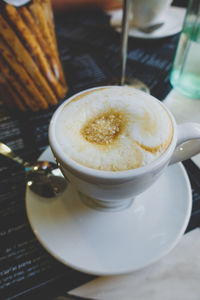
[120,0,131,85]
[0,142,26,166]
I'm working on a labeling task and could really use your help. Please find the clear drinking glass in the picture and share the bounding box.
[170,0,200,99]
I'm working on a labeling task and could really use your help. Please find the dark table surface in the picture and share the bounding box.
[0,4,200,300]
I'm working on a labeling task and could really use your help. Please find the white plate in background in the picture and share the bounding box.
[109,6,186,39]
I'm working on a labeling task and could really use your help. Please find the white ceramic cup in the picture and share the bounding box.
[130,0,173,28]
[49,86,200,211]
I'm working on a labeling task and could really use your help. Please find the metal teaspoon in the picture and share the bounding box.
[0,142,67,198]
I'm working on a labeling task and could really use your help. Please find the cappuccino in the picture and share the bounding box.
[55,86,173,171]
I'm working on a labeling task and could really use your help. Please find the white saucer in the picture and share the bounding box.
[109,6,186,39]
[26,147,192,276]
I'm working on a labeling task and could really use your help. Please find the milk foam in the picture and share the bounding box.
[55,87,173,171]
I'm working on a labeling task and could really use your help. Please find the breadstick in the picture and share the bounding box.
[0,56,39,111]
[42,0,67,87]
[41,0,67,86]
[39,0,57,50]
[19,5,66,90]
[19,6,59,80]
[0,14,58,106]
[30,2,56,59]
[1,84,26,111]
[0,37,48,110]
[4,4,66,99]
[0,82,17,110]
[30,0,66,87]
[0,63,27,111]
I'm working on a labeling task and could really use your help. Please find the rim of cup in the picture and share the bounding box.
[48,86,177,181]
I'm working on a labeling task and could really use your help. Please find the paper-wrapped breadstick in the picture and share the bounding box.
[0,56,40,111]
[4,4,66,98]
[41,0,57,47]
[0,63,27,111]
[0,37,49,110]
[19,6,60,81]
[29,0,66,86]
[0,82,19,110]
[0,14,58,106]
[0,0,67,111]
[39,0,66,86]
[30,1,56,57]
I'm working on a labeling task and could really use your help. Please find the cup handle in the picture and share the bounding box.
[170,123,200,165]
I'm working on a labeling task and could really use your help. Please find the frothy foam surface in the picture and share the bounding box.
[55,87,173,171]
